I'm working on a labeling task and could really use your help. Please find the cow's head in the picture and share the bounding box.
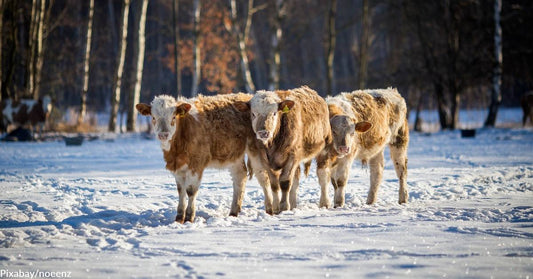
[136,95,193,151]
[330,115,372,157]
[326,98,372,157]
[234,91,294,146]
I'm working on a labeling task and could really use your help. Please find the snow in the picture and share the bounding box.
[1,116,533,278]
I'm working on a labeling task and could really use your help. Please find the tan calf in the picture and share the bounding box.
[234,86,332,213]
[136,93,270,223]
[318,88,409,207]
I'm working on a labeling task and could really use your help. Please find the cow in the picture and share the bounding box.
[317,88,409,208]
[1,96,52,138]
[234,86,332,213]
[135,93,271,223]
[521,91,533,127]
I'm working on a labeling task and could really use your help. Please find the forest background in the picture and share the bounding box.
[0,0,531,132]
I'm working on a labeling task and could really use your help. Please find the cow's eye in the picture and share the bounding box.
[251,113,256,119]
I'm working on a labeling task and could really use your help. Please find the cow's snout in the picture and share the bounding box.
[257,130,270,140]
[338,145,350,154]
[158,132,170,141]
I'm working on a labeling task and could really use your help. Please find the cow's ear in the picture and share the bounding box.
[355,121,372,133]
[233,101,250,112]
[278,100,295,113]
[175,103,192,117]
[136,103,152,116]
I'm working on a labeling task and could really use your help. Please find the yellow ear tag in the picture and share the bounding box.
[177,111,186,118]
[282,105,290,114]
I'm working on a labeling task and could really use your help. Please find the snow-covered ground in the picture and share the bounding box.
[1,120,532,278]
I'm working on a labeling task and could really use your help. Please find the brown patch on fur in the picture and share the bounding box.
[328,104,344,119]
[391,118,409,148]
[373,95,387,107]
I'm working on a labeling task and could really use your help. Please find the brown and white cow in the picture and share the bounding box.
[1,96,52,137]
[234,86,332,213]
[317,88,409,207]
[521,91,533,127]
[136,93,271,223]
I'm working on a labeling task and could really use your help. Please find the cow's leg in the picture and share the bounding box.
[333,157,354,208]
[390,144,408,204]
[229,160,247,217]
[390,120,409,204]
[289,165,300,210]
[279,157,298,212]
[268,171,281,214]
[184,171,202,223]
[366,150,384,205]
[174,176,187,224]
[316,153,331,208]
[248,154,273,214]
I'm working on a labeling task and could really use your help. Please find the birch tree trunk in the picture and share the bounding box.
[358,0,369,90]
[484,0,502,127]
[0,0,4,102]
[78,0,94,126]
[268,0,284,90]
[127,0,148,132]
[32,0,46,100]
[26,0,39,98]
[172,0,181,97]
[325,0,337,96]
[108,0,130,132]
[230,0,255,93]
[191,0,201,97]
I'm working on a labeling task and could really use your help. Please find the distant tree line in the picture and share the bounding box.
[0,0,531,131]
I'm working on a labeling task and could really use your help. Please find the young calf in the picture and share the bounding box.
[318,88,409,207]
[136,93,270,223]
[234,86,332,213]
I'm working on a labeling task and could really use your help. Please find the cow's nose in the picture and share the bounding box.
[158,132,169,141]
[257,130,270,140]
[338,145,350,154]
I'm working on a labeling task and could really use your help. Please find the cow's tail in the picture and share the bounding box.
[246,158,254,180]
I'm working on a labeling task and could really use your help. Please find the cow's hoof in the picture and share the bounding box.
[175,214,185,224]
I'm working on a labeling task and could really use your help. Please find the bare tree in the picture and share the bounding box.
[127,0,149,132]
[228,0,260,93]
[0,0,4,102]
[268,0,284,91]
[78,0,94,126]
[109,0,130,132]
[26,0,39,98]
[358,0,369,90]
[324,0,337,96]
[484,0,502,127]
[172,0,181,97]
[191,0,201,97]
[33,0,49,100]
